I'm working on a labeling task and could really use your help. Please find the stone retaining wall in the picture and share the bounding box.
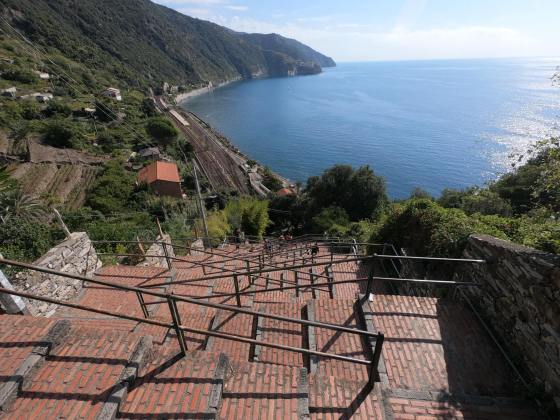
[11,232,101,317]
[137,234,175,268]
[459,234,560,408]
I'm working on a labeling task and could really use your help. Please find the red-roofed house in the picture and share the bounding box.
[276,187,295,197]
[138,161,183,198]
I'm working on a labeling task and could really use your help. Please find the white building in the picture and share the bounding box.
[103,87,122,101]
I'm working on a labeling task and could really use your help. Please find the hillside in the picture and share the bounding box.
[240,33,336,68]
[0,0,335,89]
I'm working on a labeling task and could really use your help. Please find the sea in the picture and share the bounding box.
[181,58,560,199]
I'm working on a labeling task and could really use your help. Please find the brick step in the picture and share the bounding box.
[309,374,385,420]
[387,391,542,420]
[310,299,370,382]
[0,316,62,412]
[57,265,172,321]
[118,350,228,419]
[369,294,527,396]
[253,302,306,367]
[219,360,309,419]
[205,310,255,362]
[1,323,151,419]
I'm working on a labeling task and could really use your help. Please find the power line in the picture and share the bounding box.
[0,16,152,148]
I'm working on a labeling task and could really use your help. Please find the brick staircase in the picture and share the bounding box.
[0,241,545,419]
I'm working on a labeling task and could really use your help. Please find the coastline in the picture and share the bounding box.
[174,77,241,105]
[172,79,293,193]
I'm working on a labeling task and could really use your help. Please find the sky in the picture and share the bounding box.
[152,0,560,62]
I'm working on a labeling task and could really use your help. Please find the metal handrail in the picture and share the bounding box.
[184,275,480,300]
[0,286,377,369]
[146,253,486,289]
[0,258,380,340]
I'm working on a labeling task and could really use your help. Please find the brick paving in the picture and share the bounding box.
[3,324,141,419]
[0,241,543,419]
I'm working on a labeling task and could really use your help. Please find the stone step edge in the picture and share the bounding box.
[0,319,71,413]
[357,293,389,385]
[96,335,153,420]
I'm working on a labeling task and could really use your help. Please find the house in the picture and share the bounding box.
[138,161,183,198]
[276,187,295,197]
[1,87,16,98]
[36,93,53,103]
[138,147,161,161]
[34,71,51,80]
[102,87,122,101]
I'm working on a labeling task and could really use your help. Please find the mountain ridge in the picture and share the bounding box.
[1,0,335,89]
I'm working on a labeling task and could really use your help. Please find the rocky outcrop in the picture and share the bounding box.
[11,232,101,317]
[459,234,560,409]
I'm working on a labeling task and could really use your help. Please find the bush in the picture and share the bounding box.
[312,206,350,235]
[439,188,512,216]
[261,167,283,192]
[2,68,38,84]
[0,217,63,267]
[146,117,178,145]
[43,120,76,148]
[43,101,73,118]
[86,160,136,214]
[373,199,507,257]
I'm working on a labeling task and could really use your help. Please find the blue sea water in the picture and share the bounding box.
[182,58,560,199]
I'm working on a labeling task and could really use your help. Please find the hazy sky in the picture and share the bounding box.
[152,0,560,62]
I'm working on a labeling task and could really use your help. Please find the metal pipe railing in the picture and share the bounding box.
[146,252,486,289]
[0,258,379,340]
[0,287,377,369]
[185,275,479,300]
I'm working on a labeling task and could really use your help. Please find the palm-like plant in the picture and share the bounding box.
[0,190,47,224]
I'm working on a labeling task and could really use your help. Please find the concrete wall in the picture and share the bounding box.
[11,232,101,317]
[458,234,560,407]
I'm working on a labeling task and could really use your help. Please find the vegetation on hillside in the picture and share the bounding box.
[1,0,334,88]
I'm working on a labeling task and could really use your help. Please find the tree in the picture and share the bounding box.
[43,120,75,148]
[306,164,387,221]
[146,117,178,145]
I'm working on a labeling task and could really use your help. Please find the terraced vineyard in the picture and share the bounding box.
[8,163,101,209]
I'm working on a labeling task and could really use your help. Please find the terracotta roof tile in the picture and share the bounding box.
[138,161,181,184]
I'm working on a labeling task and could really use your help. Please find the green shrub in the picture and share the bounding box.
[86,160,136,214]
[373,199,507,257]
[2,68,38,84]
[146,117,178,145]
[43,120,76,148]
[312,206,350,235]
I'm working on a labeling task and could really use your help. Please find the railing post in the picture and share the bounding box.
[365,269,374,298]
[167,296,188,355]
[233,274,242,307]
[295,272,299,297]
[368,333,384,388]
[161,241,171,271]
[309,268,316,299]
[136,291,150,318]
[280,272,284,291]
[326,265,334,299]
[246,260,252,285]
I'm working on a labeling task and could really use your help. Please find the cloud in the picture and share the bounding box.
[207,15,543,62]
[226,5,248,11]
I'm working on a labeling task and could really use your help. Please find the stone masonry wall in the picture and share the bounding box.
[11,232,101,317]
[458,234,560,407]
[137,234,175,268]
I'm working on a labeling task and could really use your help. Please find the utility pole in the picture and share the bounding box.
[193,160,210,245]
